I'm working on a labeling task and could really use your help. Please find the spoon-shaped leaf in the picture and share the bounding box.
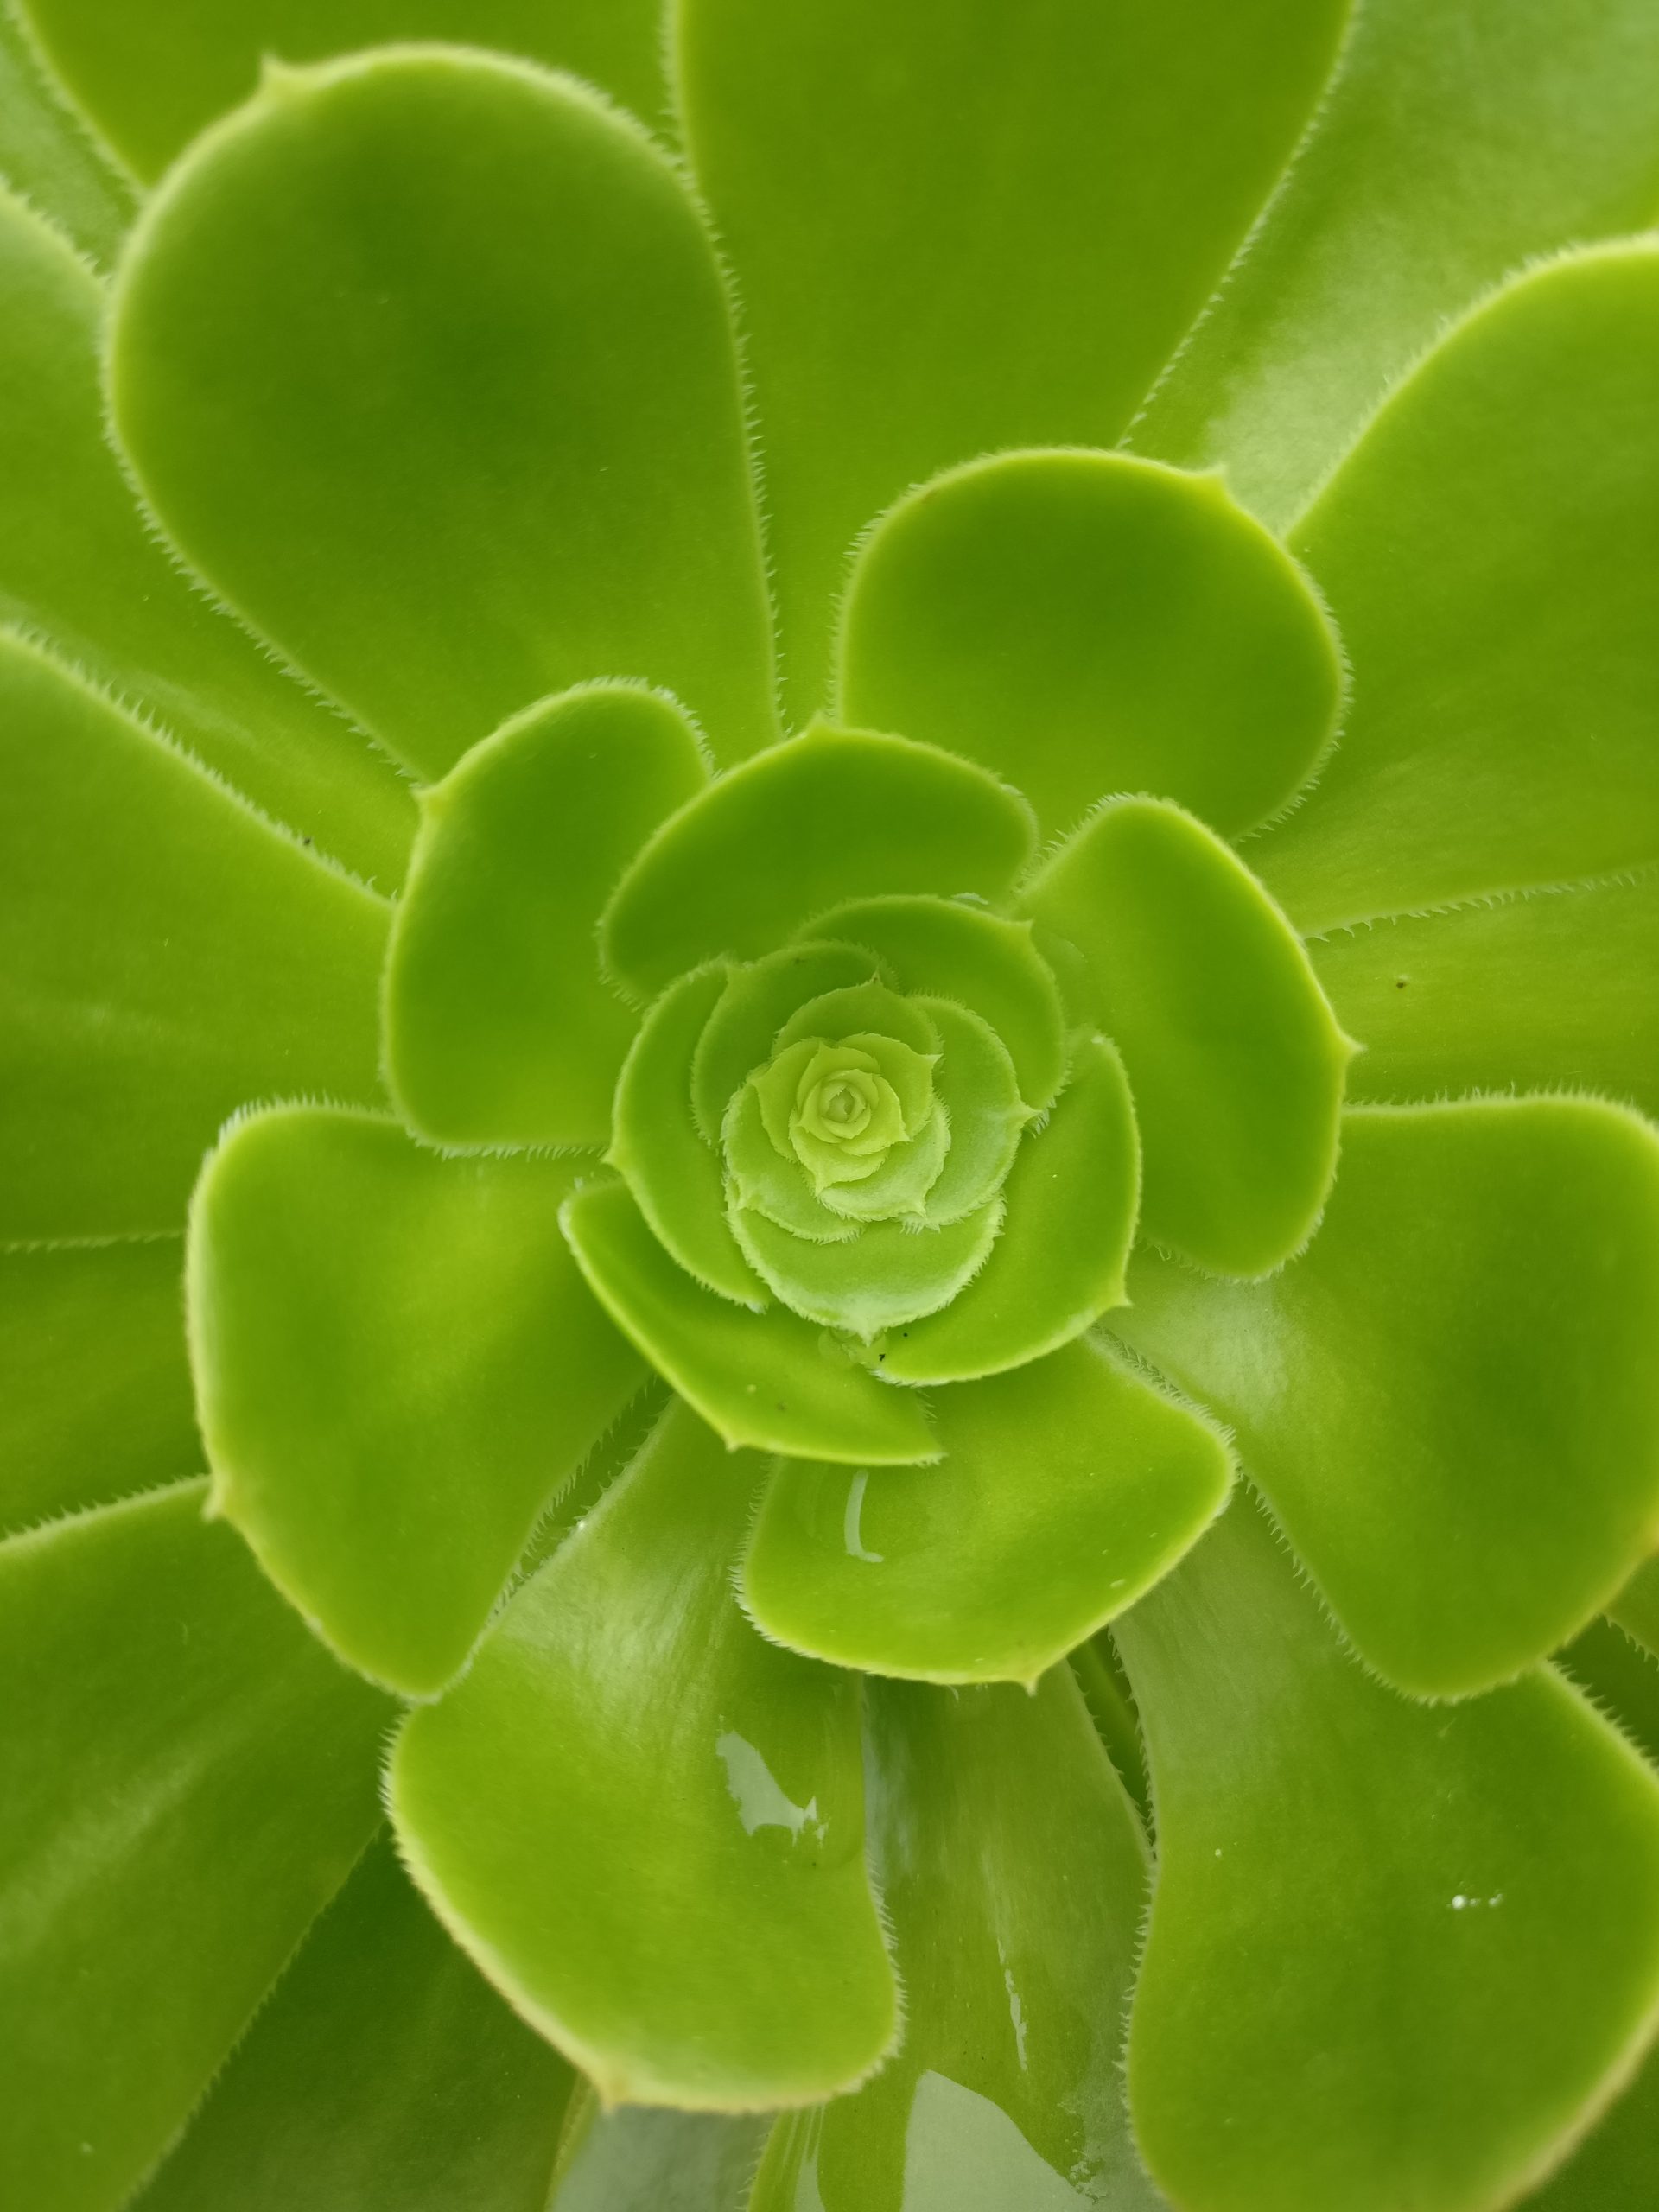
[744,1337,1230,1683]
[391,1401,899,2109]
[385,684,708,1150]
[677,0,1347,711]
[561,1179,938,1465]
[609,964,767,1307]
[0,186,412,886]
[189,1107,644,1698]
[733,1198,1004,1341]
[1116,1494,1659,2212]
[1025,796,1351,1277]
[108,47,774,779]
[1111,1097,1659,1699]
[875,1036,1139,1384]
[839,451,1343,839]
[602,725,1036,1001]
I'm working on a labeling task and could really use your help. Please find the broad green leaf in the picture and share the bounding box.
[753,1673,1159,2211]
[772,979,941,1065]
[549,2087,766,2212]
[0,10,133,266]
[610,964,766,1306]
[391,1402,898,2108]
[1309,871,1659,1117]
[802,897,1067,1111]
[693,944,881,1144]
[0,1237,196,1532]
[0,1481,389,2212]
[135,1834,575,2212]
[189,1107,643,1699]
[1255,245,1659,934]
[875,1036,1140,1384]
[0,631,386,1242]
[1135,0,1659,530]
[385,684,708,1149]
[19,0,666,181]
[733,1197,1004,1341]
[560,1179,938,1465]
[1116,1494,1659,2212]
[1112,1100,1659,1700]
[838,452,1344,840]
[601,726,1036,1001]
[1025,798,1350,1276]
[108,48,774,783]
[899,1001,1028,1226]
[744,1337,1230,1683]
[676,0,1349,713]
[0,187,412,886]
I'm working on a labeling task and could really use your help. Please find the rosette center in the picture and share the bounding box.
[755,1031,938,1193]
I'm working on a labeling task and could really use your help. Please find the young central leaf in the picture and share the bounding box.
[760,1033,934,1193]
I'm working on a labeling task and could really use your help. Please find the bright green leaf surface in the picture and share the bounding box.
[136,1834,575,2212]
[0,187,413,886]
[677,0,1349,713]
[108,48,774,783]
[385,684,707,1150]
[0,1482,389,2212]
[391,1402,898,2109]
[839,451,1343,840]
[189,1107,643,1699]
[549,2088,766,2212]
[753,1673,1158,2211]
[1116,1494,1659,2212]
[693,945,881,1144]
[1135,0,1659,530]
[876,1036,1140,1384]
[602,726,1036,1001]
[898,1001,1027,1227]
[611,965,766,1307]
[1026,797,1349,1276]
[0,631,387,1242]
[19,0,666,181]
[1256,245,1659,935]
[560,1179,938,1465]
[1113,1100,1659,1699]
[744,1337,1230,1683]
[722,1084,865,1243]
[0,10,133,266]
[0,1237,196,1532]
[1309,871,1659,1117]
[733,1198,1003,1342]
[802,898,1066,1111]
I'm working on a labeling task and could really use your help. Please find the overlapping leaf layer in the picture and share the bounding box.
[5,7,1659,2211]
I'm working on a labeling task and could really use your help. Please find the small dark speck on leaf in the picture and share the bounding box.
[1395,976,1409,989]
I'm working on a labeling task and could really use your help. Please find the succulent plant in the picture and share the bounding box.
[6,4,1659,2209]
